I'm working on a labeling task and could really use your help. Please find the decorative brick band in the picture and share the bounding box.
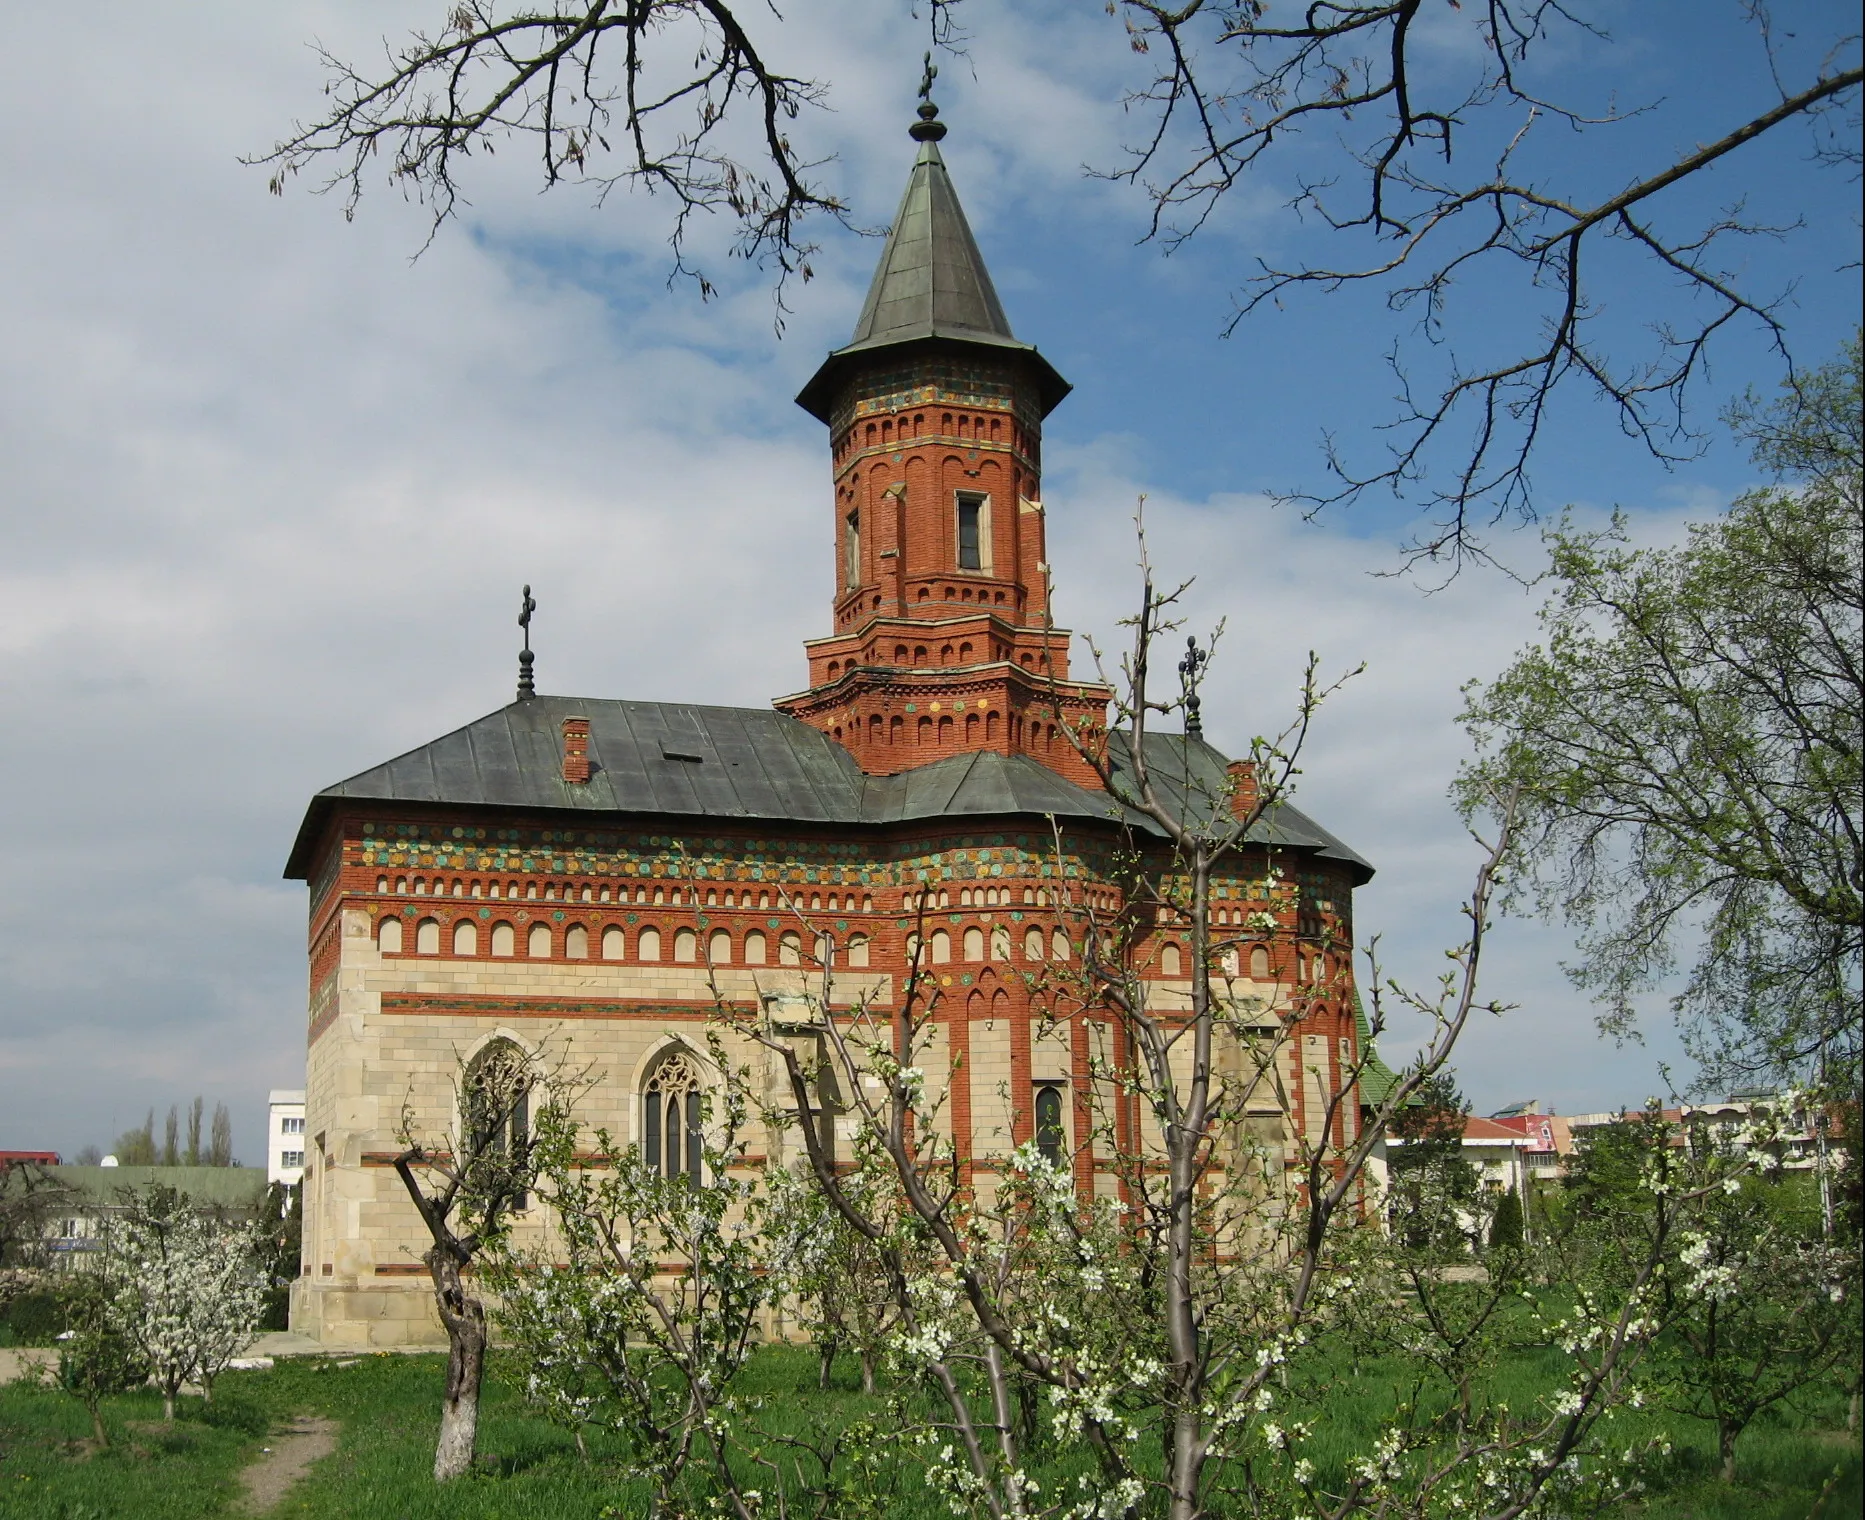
[379,993,716,1021]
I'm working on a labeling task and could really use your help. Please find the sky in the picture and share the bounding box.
[1,2,1858,1161]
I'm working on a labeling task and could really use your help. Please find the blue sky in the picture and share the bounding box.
[0,1,1857,1159]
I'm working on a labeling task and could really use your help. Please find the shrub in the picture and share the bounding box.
[2,1289,63,1346]
[55,1274,146,1448]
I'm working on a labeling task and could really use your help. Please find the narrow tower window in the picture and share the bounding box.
[956,495,984,570]
[845,508,861,586]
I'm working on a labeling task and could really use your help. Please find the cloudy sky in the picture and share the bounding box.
[2,2,1857,1161]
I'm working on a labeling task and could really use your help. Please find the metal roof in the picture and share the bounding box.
[46,1166,272,1210]
[285,696,1373,883]
[796,134,1070,422]
[850,137,1014,349]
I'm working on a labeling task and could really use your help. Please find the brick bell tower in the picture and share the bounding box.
[775,91,1111,787]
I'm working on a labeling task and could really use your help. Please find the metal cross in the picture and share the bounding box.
[1179,636,1207,738]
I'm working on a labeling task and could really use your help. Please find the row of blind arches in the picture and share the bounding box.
[378,916,871,967]
[824,711,1069,753]
[379,913,1294,979]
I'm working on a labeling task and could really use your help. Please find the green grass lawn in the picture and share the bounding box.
[0,1346,1855,1518]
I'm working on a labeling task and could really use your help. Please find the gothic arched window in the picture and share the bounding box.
[643,1048,704,1183]
[464,1039,532,1211]
[1034,1085,1066,1168]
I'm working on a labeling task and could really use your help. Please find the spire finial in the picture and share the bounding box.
[1179,636,1207,739]
[517,584,537,701]
[910,51,947,142]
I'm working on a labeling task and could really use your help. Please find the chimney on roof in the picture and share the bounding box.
[561,716,591,784]
[1227,759,1259,823]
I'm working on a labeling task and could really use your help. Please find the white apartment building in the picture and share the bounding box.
[268,1088,307,1187]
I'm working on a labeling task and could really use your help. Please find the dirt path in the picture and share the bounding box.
[239,1414,339,1513]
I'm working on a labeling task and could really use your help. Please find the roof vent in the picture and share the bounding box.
[561,716,591,784]
[660,743,705,764]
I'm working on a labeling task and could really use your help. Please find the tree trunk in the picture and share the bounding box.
[859,1349,876,1396]
[162,1385,177,1421]
[89,1400,109,1448]
[818,1340,835,1390]
[431,1256,487,1482]
[1719,1419,1739,1484]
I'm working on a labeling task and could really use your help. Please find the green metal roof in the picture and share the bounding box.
[46,1166,271,1210]
[796,131,1070,422]
[1353,989,1408,1110]
[284,695,1375,884]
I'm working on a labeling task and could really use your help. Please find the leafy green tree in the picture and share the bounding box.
[1582,1111,1864,1483]
[113,1110,157,1167]
[55,1273,146,1448]
[1459,338,1863,1096]
[208,1101,235,1167]
[1387,1071,1482,1254]
[1489,1187,1525,1253]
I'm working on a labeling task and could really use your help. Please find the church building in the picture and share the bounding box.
[283,95,1374,1347]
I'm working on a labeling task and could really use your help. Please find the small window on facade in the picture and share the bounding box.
[453,921,477,956]
[602,926,626,960]
[565,924,589,959]
[1034,1086,1066,1168]
[528,923,552,958]
[1161,943,1183,976]
[377,917,403,954]
[957,495,984,570]
[1250,945,1271,979]
[779,931,802,966]
[963,926,985,961]
[416,918,441,955]
[1051,929,1070,962]
[638,926,663,961]
[846,934,870,967]
[930,929,952,963]
[491,921,516,957]
[1024,927,1044,961]
[845,508,861,586]
[744,929,768,964]
[674,927,698,962]
[708,928,732,964]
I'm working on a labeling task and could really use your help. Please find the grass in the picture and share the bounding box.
[0,1345,1855,1518]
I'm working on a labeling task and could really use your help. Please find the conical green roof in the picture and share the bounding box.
[847,137,1015,347]
[796,119,1069,423]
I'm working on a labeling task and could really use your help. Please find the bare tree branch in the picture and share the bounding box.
[1108,1,1862,571]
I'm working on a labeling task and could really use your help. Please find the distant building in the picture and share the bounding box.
[38,1165,271,1267]
[0,1151,61,1171]
[268,1090,307,1187]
